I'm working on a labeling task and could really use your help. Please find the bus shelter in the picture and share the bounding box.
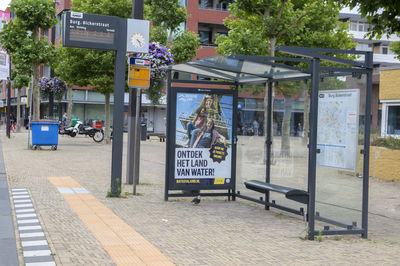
[164,47,373,240]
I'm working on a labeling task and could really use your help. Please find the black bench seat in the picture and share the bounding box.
[244,180,309,204]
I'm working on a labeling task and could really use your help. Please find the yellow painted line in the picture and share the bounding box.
[48,177,174,266]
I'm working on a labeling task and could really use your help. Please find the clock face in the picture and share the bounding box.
[130,32,146,48]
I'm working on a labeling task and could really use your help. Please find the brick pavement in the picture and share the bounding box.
[2,131,400,265]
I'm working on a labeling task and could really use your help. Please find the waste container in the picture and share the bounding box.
[71,118,80,127]
[31,120,59,150]
[140,122,147,141]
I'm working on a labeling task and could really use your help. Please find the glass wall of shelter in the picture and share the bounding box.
[167,47,372,239]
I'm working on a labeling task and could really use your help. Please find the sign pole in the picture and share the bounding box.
[127,0,144,193]
[126,57,150,192]
[126,88,136,185]
[6,76,10,138]
[133,88,141,188]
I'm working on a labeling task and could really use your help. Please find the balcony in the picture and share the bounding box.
[198,0,233,12]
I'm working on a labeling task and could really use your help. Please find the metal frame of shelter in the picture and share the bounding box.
[164,47,373,240]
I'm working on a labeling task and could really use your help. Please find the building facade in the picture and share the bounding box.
[379,67,400,138]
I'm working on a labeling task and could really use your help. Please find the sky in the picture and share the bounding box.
[0,0,10,11]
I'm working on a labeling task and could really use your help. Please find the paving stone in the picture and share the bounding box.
[2,132,400,265]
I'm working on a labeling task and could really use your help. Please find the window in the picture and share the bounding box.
[387,106,400,135]
[199,30,211,45]
[350,21,372,32]
[199,0,213,9]
[199,23,228,46]
[216,0,233,10]
[43,66,50,77]
[356,43,372,52]
[381,45,393,55]
[350,22,357,31]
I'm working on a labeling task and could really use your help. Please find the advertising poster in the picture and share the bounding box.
[0,11,9,81]
[317,89,360,171]
[174,91,233,187]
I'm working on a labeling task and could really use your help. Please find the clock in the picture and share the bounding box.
[130,32,146,48]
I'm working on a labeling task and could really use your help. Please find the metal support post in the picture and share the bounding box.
[126,88,136,185]
[133,89,141,186]
[164,70,172,201]
[110,19,127,196]
[307,58,320,240]
[362,51,373,238]
[6,77,11,138]
[265,81,273,210]
[127,0,144,194]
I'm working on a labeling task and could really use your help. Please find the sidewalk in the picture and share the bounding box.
[2,131,400,265]
[0,136,18,265]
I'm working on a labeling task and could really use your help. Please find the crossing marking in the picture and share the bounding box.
[11,188,55,266]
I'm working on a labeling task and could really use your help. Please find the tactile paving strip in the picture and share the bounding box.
[48,176,174,266]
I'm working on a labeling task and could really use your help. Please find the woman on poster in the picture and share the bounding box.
[187,107,207,147]
[192,119,226,148]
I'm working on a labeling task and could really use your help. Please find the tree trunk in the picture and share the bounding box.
[32,28,40,120]
[32,62,40,120]
[105,92,111,144]
[281,94,292,157]
[263,38,277,162]
[302,82,310,145]
[16,88,21,132]
[67,86,72,127]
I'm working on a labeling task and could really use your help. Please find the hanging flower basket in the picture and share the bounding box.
[39,77,67,100]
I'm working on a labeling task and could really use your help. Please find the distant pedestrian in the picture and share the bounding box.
[9,113,16,131]
[62,112,67,127]
[253,119,259,136]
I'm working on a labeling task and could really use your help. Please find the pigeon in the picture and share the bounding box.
[191,195,201,205]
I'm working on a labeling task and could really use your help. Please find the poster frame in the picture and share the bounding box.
[165,86,238,193]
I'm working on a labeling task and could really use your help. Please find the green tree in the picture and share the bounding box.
[391,41,400,59]
[216,0,355,156]
[171,30,200,65]
[144,0,200,103]
[0,0,57,120]
[145,0,187,42]
[11,54,31,132]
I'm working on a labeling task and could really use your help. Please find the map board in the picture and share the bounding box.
[317,89,360,171]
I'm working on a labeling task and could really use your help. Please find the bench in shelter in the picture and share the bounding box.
[244,180,309,204]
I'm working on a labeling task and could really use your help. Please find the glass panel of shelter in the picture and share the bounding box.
[268,80,309,213]
[313,75,365,230]
[235,75,366,231]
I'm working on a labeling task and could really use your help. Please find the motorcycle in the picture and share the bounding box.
[59,122,79,137]
[76,121,104,142]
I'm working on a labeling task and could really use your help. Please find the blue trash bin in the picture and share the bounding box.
[31,120,59,150]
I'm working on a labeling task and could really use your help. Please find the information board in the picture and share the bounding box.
[62,11,120,50]
[167,87,235,191]
[317,89,360,171]
[0,11,10,80]
[128,57,150,89]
